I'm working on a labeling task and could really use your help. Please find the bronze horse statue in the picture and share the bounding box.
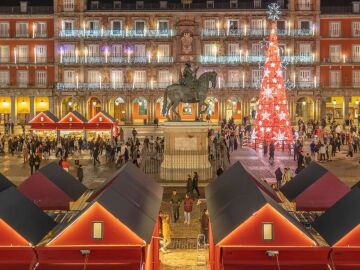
[161,71,217,120]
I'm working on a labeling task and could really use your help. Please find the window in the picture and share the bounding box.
[135,21,145,35]
[251,19,263,35]
[299,43,311,57]
[134,70,146,84]
[64,69,75,83]
[254,0,261,8]
[329,22,341,37]
[136,1,144,9]
[158,20,169,34]
[299,20,311,31]
[88,70,100,85]
[158,70,170,87]
[0,46,10,63]
[36,71,47,86]
[35,45,47,63]
[353,45,360,62]
[329,45,341,62]
[0,23,9,37]
[17,45,28,63]
[329,70,341,88]
[354,2,360,13]
[16,22,28,37]
[88,20,100,31]
[34,22,47,37]
[20,1,28,12]
[298,0,311,10]
[252,43,262,56]
[92,222,103,240]
[91,1,99,9]
[262,223,273,241]
[63,44,75,58]
[204,43,216,56]
[114,1,121,8]
[63,20,74,31]
[352,22,360,37]
[227,19,239,35]
[207,0,214,8]
[111,20,122,34]
[252,69,262,87]
[88,44,100,57]
[204,19,216,30]
[299,69,312,87]
[230,0,238,8]
[134,44,146,57]
[111,69,123,88]
[277,20,285,33]
[160,1,167,9]
[353,70,360,87]
[111,44,122,57]
[228,70,240,86]
[158,44,170,61]
[17,70,28,87]
[63,0,75,11]
[228,43,239,56]
[0,71,10,87]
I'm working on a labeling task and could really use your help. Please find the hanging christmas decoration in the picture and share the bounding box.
[252,3,293,147]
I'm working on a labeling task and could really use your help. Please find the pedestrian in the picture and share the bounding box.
[216,166,224,176]
[186,174,193,195]
[275,167,282,189]
[170,190,181,223]
[304,153,312,166]
[77,164,84,183]
[282,167,293,183]
[132,128,137,141]
[269,141,275,164]
[192,172,200,198]
[263,140,268,156]
[160,213,171,252]
[29,153,35,175]
[93,146,100,166]
[183,193,193,225]
[62,158,69,172]
[200,209,209,244]
[347,142,354,158]
[34,154,41,171]
[319,143,326,161]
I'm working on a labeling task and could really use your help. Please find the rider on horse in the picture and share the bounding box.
[180,62,199,101]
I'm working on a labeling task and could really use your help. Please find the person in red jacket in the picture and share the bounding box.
[183,193,194,225]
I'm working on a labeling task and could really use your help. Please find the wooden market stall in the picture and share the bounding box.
[314,187,360,270]
[85,111,118,139]
[57,111,87,137]
[280,162,350,211]
[0,187,56,270]
[36,162,163,270]
[29,110,59,136]
[18,162,87,210]
[206,162,330,270]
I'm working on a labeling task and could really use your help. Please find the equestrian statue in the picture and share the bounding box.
[161,62,217,121]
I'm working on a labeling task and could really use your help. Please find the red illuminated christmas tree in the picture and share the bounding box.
[252,5,293,147]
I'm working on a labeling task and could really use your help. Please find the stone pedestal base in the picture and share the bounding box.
[160,121,212,182]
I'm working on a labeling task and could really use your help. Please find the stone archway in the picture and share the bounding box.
[204,97,219,121]
[295,97,315,123]
[110,96,126,122]
[88,97,102,118]
[61,97,79,117]
[226,96,241,121]
[132,97,148,123]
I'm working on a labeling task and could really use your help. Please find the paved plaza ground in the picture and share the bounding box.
[0,135,359,269]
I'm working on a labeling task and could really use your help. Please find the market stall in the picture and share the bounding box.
[281,162,350,211]
[206,162,330,270]
[86,111,118,140]
[57,111,87,137]
[18,162,87,210]
[29,110,59,136]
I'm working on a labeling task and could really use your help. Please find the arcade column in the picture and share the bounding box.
[320,97,327,121]
[29,96,35,119]
[344,96,350,120]
[10,96,16,124]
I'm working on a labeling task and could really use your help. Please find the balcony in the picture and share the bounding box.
[199,55,314,64]
[60,56,174,65]
[201,28,314,37]
[0,57,54,64]
[58,29,176,39]
[0,83,52,89]
[320,83,360,89]
[55,82,169,91]
[0,6,53,14]
[321,57,360,64]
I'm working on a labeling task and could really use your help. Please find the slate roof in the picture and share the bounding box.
[0,187,56,245]
[42,110,59,123]
[313,187,360,246]
[38,162,87,200]
[0,173,16,193]
[68,111,88,123]
[205,162,313,244]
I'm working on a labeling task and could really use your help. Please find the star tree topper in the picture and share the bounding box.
[267,3,281,21]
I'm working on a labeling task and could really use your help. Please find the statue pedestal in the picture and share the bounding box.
[160,121,212,182]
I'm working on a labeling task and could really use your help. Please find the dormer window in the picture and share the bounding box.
[114,1,121,9]
[20,1,28,13]
[160,1,168,9]
[353,2,360,13]
[230,0,238,8]
[136,1,144,9]
[91,1,99,9]
[207,0,215,8]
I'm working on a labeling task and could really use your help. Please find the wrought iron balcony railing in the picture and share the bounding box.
[58,29,176,39]
[0,57,54,64]
[60,56,174,65]
[56,82,171,91]
[199,55,314,64]
[201,28,314,37]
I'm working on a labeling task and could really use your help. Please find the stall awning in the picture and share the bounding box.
[86,111,117,130]
[29,111,59,130]
[57,111,87,130]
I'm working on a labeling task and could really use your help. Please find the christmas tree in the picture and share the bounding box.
[252,3,293,147]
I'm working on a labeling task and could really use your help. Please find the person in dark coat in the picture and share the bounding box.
[77,164,84,183]
[275,167,283,189]
[200,209,209,244]
[34,155,41,171]
[192,172,200,198]
[29,153,36,175]
[216,166,224,177]
[186,174,193,195]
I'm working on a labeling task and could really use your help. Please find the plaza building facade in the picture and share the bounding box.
[0,1,54,130]
[0,0,359,126]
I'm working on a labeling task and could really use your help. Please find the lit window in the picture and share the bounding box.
[92,222,103,240]
[262,223,273,241]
